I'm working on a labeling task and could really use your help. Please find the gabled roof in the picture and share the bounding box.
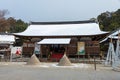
[0,35,15,44]
[37,38,71,44]
[14,21,108,37]
[100,29,120,43]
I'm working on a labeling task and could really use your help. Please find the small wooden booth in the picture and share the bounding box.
[13,21,108,61]
[0,34,15,61]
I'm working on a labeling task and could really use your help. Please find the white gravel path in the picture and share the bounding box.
[0,62,120,80]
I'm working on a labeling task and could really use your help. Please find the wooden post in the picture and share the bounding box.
[110,36,112,66]
[118,30,120,41]
[78,54,80,60]
[110,37,112,43]
[83,55,85,63]
[65,45,67,55]
[88,53,90,64]
[40,45,42,58]
[94,56,96,70]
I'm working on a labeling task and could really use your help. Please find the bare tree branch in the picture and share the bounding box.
[0,9,9,19]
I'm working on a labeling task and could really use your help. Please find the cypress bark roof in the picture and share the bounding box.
[14,22,108,37]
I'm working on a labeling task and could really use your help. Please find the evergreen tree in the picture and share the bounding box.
[97,9,120,31]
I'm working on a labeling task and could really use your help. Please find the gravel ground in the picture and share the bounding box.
[0,62,120,80]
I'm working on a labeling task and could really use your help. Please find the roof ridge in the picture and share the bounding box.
[30,20,96,25]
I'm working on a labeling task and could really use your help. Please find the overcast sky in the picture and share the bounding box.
[0,0,120,22]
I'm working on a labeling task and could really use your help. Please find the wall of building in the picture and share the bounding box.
[22,37,100,58]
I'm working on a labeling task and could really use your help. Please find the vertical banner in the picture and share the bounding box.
[34,43,40,54]
[10,47,22,62]
[77,42,85,55]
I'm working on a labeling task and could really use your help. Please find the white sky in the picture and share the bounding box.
[0,0,120,22]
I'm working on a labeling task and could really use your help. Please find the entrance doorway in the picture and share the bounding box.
[50,44,65,53]
[48,44,65,61]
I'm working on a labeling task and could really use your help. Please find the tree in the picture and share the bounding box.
[7,17,16,32]
[0,9,9,19]
[98,9,120,52]
[0,10,9,32]
[0,19,9,32]
[7,18,28,33]
[0,9,28,33]
[14,19,28,33]
[97,9,120,31]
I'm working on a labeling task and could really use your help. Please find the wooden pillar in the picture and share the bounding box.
[118,31,120,41]
[40,45,42,58]
[64,45,68,55]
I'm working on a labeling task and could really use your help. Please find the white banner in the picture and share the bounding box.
[11,47,22,54]
[34,43,40,54]
[10,46,22,62]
